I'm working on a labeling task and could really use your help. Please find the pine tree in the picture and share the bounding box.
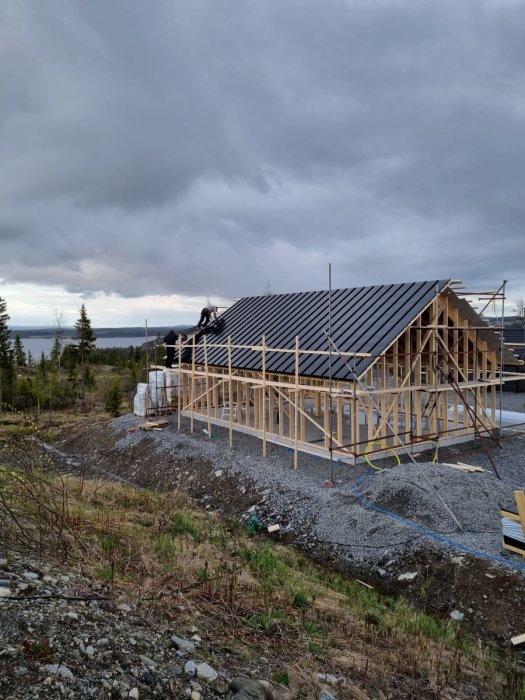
[0,296,15,408]
[50,335,62,369]
[38,352,48,382]
[0,296,11,358]
[74,304,96,403]
[74,304,96,355]
[14,334,27,367]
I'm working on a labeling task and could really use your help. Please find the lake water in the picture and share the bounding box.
[19,336,148,359]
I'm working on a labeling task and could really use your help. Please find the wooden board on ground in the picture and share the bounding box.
[442,462,485,473]
[503,541,525,558]
[139,419,170,431]
[511,633,525,646]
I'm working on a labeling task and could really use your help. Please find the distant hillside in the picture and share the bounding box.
[12,326,189,340]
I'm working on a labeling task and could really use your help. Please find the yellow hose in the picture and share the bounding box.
[364,440,400,471]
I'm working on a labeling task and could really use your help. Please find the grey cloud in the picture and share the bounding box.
[0,0,524,307]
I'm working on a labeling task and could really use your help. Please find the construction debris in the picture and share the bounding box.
[139,419,170,431]
[511,633,525,646]
[442,462,486,473]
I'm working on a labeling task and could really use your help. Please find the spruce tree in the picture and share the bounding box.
[14,334,27,367]
[0,297,15,408]
[74,303,96,355]
[50,335,62,368]
[105,377,123,416]
[38,352,48,382]
[0,297,11,356]
[74,304,96,403]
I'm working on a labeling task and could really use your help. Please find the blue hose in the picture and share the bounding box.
[351,471,525,574]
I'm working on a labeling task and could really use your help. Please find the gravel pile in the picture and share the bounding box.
[361,464,513,532]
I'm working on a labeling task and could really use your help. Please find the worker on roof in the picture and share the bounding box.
[197,303,218,329]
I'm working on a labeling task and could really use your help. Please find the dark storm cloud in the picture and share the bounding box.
[1,0,524,303]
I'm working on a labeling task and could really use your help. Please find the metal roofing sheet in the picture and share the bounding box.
[194,280,451,380]
[503,328,525,344]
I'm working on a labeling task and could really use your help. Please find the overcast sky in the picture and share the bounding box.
[1,0,524,327]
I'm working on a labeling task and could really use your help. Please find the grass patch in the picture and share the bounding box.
[291,589,312,609]
[245,608,288,633]
[238,543,290,593]
[170,512,204,541]
[97,565,115,582]
[271,671,289,686]
[154,533,176,560]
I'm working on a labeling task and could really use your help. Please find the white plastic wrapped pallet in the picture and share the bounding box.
[148,370,165,408]
[163,369,179,404]
[148,370,164,385]
[133,383,148,417]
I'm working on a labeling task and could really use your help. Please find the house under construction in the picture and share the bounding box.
[161,279,522,466]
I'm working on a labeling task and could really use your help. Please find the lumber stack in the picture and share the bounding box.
[501,491,525,557]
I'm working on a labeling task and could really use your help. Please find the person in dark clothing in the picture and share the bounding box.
[163,329,178,368]
[197,304,218,328]
[179,334,193,364]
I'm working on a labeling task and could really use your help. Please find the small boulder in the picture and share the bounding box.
[22,571,39,580]
[450,610,465,621]
[397,571,418,582]
[171,635,195,653]
[184,659,196,676]
[139,654,156,668]
[196,662,218,682]
[230,676,267,699]
[43,664,75,682]
[143,671,157,687]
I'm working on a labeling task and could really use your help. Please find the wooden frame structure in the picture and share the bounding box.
[165,284,523,466]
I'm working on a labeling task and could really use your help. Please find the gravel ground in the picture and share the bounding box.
[0,557,298,700]
[498,390,525,414]
[109,393,525,575]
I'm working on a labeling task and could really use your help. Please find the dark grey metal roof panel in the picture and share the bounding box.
[193,280,451,380]
[504,328,525,344]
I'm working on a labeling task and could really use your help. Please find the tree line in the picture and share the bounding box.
[0,297,143,417]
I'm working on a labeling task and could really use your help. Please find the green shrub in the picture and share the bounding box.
[105,377,123,416]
